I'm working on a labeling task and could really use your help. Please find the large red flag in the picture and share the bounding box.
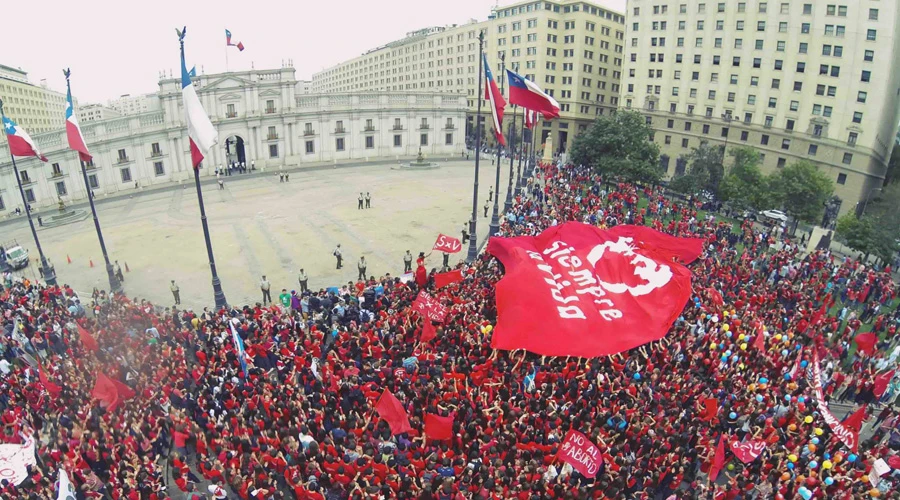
[375,390,412,435]
[556,429,603,478]
[112,378,136,400]
[425,413,454,441]
[854,332,877,356]
[91,372,120,411]
[700,397,718,421]
[487,223,703,357]
[708,436,726,482]
[433,234,463,254]
[843,406,867,433]
[78,325,99,352]
[729,439,766,464]
[707,288,724,307]
[412,291,448,322]
[874,370,896,399]
[37,364,61,398]
[434,269,464,289]
[421,320,437,343]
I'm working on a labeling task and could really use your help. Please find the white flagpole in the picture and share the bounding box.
[225,45,230,73]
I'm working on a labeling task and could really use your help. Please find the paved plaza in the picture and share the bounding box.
[2,157,516,308]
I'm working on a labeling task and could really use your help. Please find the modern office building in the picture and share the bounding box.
[312,0,627,154]
[107,93,162,116]
[622,0,900,214]
[0,64,74,145]
[78,103,122,123]
[0,66,466,214]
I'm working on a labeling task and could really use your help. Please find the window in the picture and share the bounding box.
[667,119,674,129]
[870,8,879,21]
[772,79,781,89]
[682,138,689,148]
[336,138,345,151]
[861,71,871,83]
[748,95,757,105]
[790,101,799,112]
[808,145,817,156]
[759,2,767,13]
[226,103,236,117]
[814,125,824,136]
[782,139,791,150]
[765,116,773,127]
[799,43,808,54]
[755,40,764,50]
[779,22,787,33]
[825,25,834,36]
[774,60,783,70]
[836,173,847,185]
[51,163,62,176]
[843,153,853,165]
[265,99,275,113]
[753,58,761,69]
[269,144,279,158]
[685,122,692,132]
[768,98,777,108]
[777,41,785,51]
[445,133,453,145]
[794,82,803,91]
[858,91,867,103]
[848,132,858,145]
[741,131,749,141]
[0,195,3,211]
[797,62,806,73]
[830,66,840,77]
[757,21,766,32]
[151,142,162,156]
[736,21,744,31]
[420,134,428,146]
[801,23,810,34]
[394,134,402,147]
[721,127,729,138]
[154,162,164,176]
[120,167,132,183]
[761,135,769,145]
[24,189,34,203]
[864,50,874,62]
[823,106,832,117]
[786,119,795,131]
[813,104,822,115]
[803,4,812,14]
[365,136,374,149]
[777,158,786,168]
[853,112,863,123]
[305,140,315,154]
[702,124,710,134]
[55,181,67,197]
[117,148,128,161]
[268,126,277,139]
[867,30,876,41]
[88,174,99,189]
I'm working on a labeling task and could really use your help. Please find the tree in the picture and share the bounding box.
[770,161,835,225]
[884,143,900,186]
[667,144,723,198]
[569,111,661,183]
[853,182,900,263]
[718,147,774,210]
[836,213,878,259]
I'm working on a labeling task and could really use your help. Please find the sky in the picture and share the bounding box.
[3,0,626,104]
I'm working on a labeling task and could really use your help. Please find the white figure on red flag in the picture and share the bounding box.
[433,233,463,254]
[487,222,703,357]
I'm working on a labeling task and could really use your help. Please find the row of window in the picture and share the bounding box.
[642,2,873,18]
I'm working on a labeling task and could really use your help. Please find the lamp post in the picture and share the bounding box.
[504,105,518,213]
[515,124,527,197]
[466,31,486,263]
[65,71,122,295]
[488,53,506,237]
[0,99,57,286]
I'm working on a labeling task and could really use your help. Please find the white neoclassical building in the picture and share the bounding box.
[0,66,467,214]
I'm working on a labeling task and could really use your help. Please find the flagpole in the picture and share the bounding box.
[515,109,526,197]
[488,53,505,237]
[530,115,538,180]
[182,32,228,309]
[65,71,122,295]
[503,104,518,213]
[225,45,230,73]
[465,31,485,264]
[0,99,57,286]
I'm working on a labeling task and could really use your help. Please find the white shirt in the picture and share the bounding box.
[0,359,10,375]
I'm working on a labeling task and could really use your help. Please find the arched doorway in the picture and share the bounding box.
[224,135,246,167]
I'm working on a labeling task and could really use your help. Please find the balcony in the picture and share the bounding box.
[265,107,276,114]
[84,162,97,170]
[51,171,64,178]
[364,125,376,132]
[117,156,130,164]
[19,176,33,185]
[393,125,404,131]
[150,150,164,158]
[226,112,238,118]
[303,129,315,136]
[444,123,456,130]
[334,127,347,134]
[419,124,430,130]
[267,133,279,140]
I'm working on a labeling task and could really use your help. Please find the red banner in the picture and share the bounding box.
[874,370,896,398]
[556,429,603,478]
[412,291,448,322]
[78,324,99,352]
[434,269,464,289]
[421,320,437,342]
[709,436,726,482]
[854,332,877,356]
[433,234,463,254]
[730,439,766,463]
[424,413,454,441]
[812,349,859,451]
[487,223,703,357]
[375,390,412,435]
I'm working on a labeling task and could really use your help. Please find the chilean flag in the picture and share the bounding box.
[2,116,47,162]
[65,77,92,161]
[506,69,560,119]
[483,54,506,147]
[181,38,219,168]
[226,29,245,51]
[524,110,540,130]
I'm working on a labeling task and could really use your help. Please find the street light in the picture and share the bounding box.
[488,53,506,237]
[466,31,486,263]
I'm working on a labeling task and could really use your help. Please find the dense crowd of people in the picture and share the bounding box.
[1,160,900,500]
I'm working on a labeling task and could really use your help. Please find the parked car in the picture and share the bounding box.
[740,210,758,221]
[760,209,788,223]
[3,245,29,270]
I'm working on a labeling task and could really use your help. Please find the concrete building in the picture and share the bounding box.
[311,0,626,154]
[77,103,122,123]
[296,80,312,95]
[0,64,74,145]
[0,66,466,214]
[622,0,900,214]
[107,93,161,116]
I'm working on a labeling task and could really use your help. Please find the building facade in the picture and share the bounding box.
[311,0,626,154]
[77,103,122,123]
[0,66,466,214]
[0,64,74,145]
[622,0,900,214]
[107,93,162,116]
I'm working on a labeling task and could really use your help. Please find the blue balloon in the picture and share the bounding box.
[633,373,641,380]
[785,394,792,402]
[731,355,739,362]
[798,397,805,403]
[799,487,812,500]
[784,373,792,380]
[801,360,808,368]
[787,462,795,470]
[721,354,728,361]
[726,331,733,338]
[809,460,818,469]
[781,349,789,356]
[811,437,820,445]
[848,454,857,462]
[824,453,831,460]
[756,394,764,402]
[726,350,732,356]
[729,412,737,419]
[825,477,834,486]
[759,377,769,384]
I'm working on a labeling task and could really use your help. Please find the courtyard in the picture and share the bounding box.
[1,157,514,308]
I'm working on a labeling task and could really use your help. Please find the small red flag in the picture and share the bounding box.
[843,406,867,433]
[708,288,724,307]
[729,439,766,463]
[91,372,120,411]
[753,328,766,352]
[708,435,726,482]
[425,413,454,441]
[375,390,412,435]
[37,363,61,398]
[433,234,463,254]
[78,324,99,352]
[854,332,877,356]
[421,320,437,343]
[874,370,896,399]
[700,397,718,421]
[434,269,463,289]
